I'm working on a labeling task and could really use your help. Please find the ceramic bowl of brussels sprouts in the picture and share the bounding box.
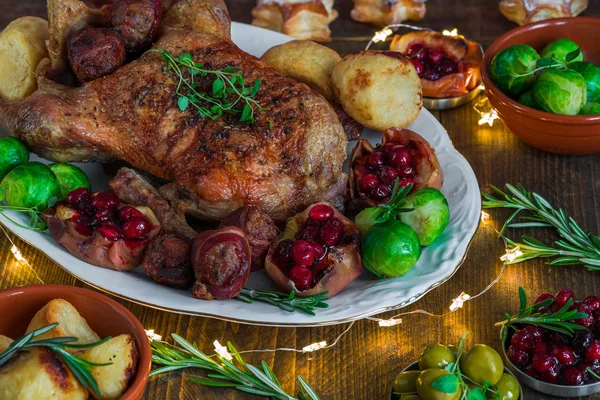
[481,17,600,155]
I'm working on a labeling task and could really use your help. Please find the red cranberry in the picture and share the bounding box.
[397,166,414,179]
[534,293,554,304]
[92,191,120,209]
[297,226,320,241]
[577,302,594,327]
[525,325,545,342]
[307,241,326,261]
[439,59,458,75]
[273,239,294,266]
[66,188,92,208]
[308,204,334,222]
[371,184,392,200]
[563,367,585,386]
[354,165,370,177]
[555,289,575,307]
[121,216,150,240]
[312,258,330,278]
[555,345,577,366]
[573,331,594,355]
[94,207,114,222]
[540,364,560,384]
[533,341,550,354]
[411,59,424,75]
[98,221,123,241]
[583,360,600,378]
[525,364,537,378]
[586,341,600,362]
[408,44,426,61]
[584,296,600,311]
[72,220,93,236]
[291,240,315,266]
[388,147,412,169]
[118,206,144,222]
[548,331,570,345]
[289,264,313,291]
[319,220,343,246]
[421,67,441,81]
[507,345,529,365]
[359,174,380,193]
[511,329,535,351]
[427,49,444,65]
[397,178,415,188]
[532,353,557,373]
[367,151,385,168]
[378,166,398,184]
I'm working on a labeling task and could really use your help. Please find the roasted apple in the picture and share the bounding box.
[350,127,442,208]
[390,31,483,98]
[265,203,363,297]
[43,188,161,271]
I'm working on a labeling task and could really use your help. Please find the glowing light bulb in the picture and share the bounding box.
[145,329,162,342]
[303,341,327,353]
[481,211,490,224]
[450,292,471,311]
[11,245,26,264]
[214,340,233,361]
[373,27,393,43]
[378,318,403,327]
[478,109,499,126]
[500,246,523,263]
[442,28,459,37]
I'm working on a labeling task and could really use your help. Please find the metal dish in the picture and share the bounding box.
[423,85,483,111]
[389,360,524,399]
[502,344,600,398]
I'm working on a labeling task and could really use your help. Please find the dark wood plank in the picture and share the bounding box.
[1,0,600,399]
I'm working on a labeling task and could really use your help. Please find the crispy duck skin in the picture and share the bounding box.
[0,0,348,222]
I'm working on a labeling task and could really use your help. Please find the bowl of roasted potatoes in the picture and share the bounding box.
[0,284,151,400]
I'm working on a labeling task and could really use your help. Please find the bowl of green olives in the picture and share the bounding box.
[390,341,523,400]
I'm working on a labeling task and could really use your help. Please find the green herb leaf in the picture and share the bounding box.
[519,286,527,314]
[467,388,487,400]
[537,57,557,67]
[178,53,193,64]
[178,96,189,111]
[212,79,225,98]
[240,104,252,122]
[444,362,455,371]
[565,48,582,63]
[235,288,329,315]
[251,80,261,96]
[431,374,459,394]
[223,66,241,74]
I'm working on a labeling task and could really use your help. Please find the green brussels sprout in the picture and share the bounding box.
[361,219,421,278]
[540,38,583,64]
[0,137,29,180]
[49,163,91,199]
[518,90,542,110]
[491,45,540,97]
[569,61,600,102]
[581,102,600,115]
[0,162,58,211]
[533,69,587,115]
[400,188,450,246]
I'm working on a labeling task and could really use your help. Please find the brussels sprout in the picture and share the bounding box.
[400,188,449,246]
[518,91,542,110]
[0,162,58,211]
[540,38,583,64]
[569,61,600,102]
[0,137,29,180]
[581,102,600,115]
[49,163,91,199]
[533,69,587,115]
[361,219,421,278]
[491,45,540,97]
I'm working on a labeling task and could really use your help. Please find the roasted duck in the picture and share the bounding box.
[0,0,348,222]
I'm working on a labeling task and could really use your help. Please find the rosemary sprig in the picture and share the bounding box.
[235,288,329,316]
[0,323,112,397]
[495,287,588,343]
[150,333,320,400]
[149,49,265,123]
[482,183,600,269]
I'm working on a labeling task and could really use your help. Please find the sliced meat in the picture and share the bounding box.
[332,102,363,141]
[142,233,193,288]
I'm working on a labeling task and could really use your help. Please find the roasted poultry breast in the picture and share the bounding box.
[0,0,348,222]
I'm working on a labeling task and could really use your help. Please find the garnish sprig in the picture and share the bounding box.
[235,288,329,316]
[482,183,600,269]
[149,49,265,123]
[495,287,588,343]
[0,188,50,231]
[151,333,320,400]
[0,323,111,397]
[510,47,582,78]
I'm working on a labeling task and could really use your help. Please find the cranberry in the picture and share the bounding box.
[319,220,343,246]
[563,367,585,386]
[534,293,554,304]
[94,207,114,222]
[555,345,577,366]
[378,166,398,184]
[540,364,560,384]
[98,221,123,241]
[408,44,426,61]
[291,240,315,266]
[371,184,392,200]
[586,341,600,362]
[388,146,412,169]
[525,325,545,342]
[427,49,444,65]
[555,289,575,307]
[118,206,144,222]
[92,191,120,209]
[573,331,594,355]
[358,174,380,193]
[273,239,294,266]
[507,345,528,365]
[576,302,594,327]
[289,264,313,291]
[354,165,370,177]
[533,341,550,354]
[66,188,92,208]
[397,166,414,179]
[511,329,535,351]
[308,204,334,222]
[312,258,330,278]
[584,360,600,378]
[548,331,570,345]
[439,59,458,75]
[121,216,150,240]
[307,241,326,261]
[297,226,320,241]
[421,67,441,81]
[525,364,537,378]
[411,59,424,75]
[397,178,415,188]
[584,296,600,311]
[73,221,93,236]
[532,353,557,373]
[367,151,385,168]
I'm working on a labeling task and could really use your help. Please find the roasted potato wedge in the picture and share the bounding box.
[0,347,87,400]
[0,17,49,101]
[26,299,101,347]
[261,40,341,100]
[0,334,12,352]
[78,334,139,400]
[332,50,422,131]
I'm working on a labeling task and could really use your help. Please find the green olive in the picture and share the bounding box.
[400,395,422,400]
[418,344,456,370]
[394,370,421,393]
[489,373,520,400]
[416,369,461,400]
[460,344,504,385]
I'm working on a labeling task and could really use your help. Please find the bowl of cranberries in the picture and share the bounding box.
[504,289,600,397]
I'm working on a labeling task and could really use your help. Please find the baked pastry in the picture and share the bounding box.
[351,0,426,27]
[251,0,338,42]
[390,31,483,98]
[499,0,588,25]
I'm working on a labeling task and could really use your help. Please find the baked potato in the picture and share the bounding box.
[0,347,87,400]
[78,334,139,400]
[26,299,101,347]
[0,334,12,352]
[332,50,422,131]
[0,17,49,101]
[261,40,341,100]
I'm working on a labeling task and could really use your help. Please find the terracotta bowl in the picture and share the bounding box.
[0,284,151,400]
[481,17,600,155]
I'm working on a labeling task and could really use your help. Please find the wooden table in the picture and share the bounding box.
[1,1,600,399]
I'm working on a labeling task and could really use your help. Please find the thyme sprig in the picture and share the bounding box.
[235,288,329,316]
[495,287,588,343]
[0,323,112,397]
[151,334,320,400]
[482,183,600,269]
[510,47,581,78]
[150,49,265,123]
[0,188,50,231]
